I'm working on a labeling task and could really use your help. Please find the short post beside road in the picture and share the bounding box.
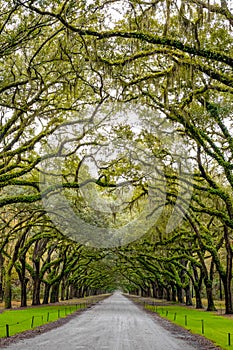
[5,324,9,338]
[31,316,34,328]
[201,320,204,334]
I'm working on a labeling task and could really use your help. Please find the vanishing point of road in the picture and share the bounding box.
[3,292,200,350]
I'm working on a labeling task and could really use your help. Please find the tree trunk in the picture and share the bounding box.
[165,287,171,301]
[171,284,177,302]
[18,257,28,307]
[219,278,223,301]
[0,253,4,302]
[222,277,233,314]
[152,281,158,298]
[42,283,51,304]
[191,263,203,308]
[177,286,184,303]
[157,285,164,299]
[223,225,233,314]
[4,274,12,309]
[185,284,193,306]
[20,278,28,307]
[66,284,70,300]
[32,277,41,305]
[60,278,66,301]
[0,282,3,303]
[50,283,59,303]
[69,284,76,299]
[205,279,216,311]
[193,284,203,309]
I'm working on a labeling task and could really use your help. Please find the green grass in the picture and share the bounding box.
[145,303,233,350]
[0,303,86,338]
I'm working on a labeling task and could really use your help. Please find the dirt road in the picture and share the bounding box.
[2,292,201,350]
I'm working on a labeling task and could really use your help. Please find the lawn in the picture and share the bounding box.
[145,303,233,350]
[0,302,86,338]
[0,294,111,338]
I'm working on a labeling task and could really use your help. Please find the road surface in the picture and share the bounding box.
[3,292,197,350]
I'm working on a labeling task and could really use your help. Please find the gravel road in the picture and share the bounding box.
[2,292,203,350]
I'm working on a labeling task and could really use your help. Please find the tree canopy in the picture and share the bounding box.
[0,0,233,313]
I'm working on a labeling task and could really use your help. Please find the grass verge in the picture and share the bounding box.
[0,304,84,338]
[0,295,108,338]
[145,303,233,350]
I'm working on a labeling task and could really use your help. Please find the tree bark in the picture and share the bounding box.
[192,263,203,308]
[4,274,12,309]
[20,277,29,307]
[0,253,4,303]
[42,283,51,304]
[60,280,65,301]
[185,284,193,306]
[205,278,216,311]
[177,285,184,303]
[32,277,41,305]
[165,286,171,301]
[18,257,28,307]
[50,282,59,303]
[171,284,177,302]
[152,281,158,298]
[223,225,233,314]
[157,285,164,299]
